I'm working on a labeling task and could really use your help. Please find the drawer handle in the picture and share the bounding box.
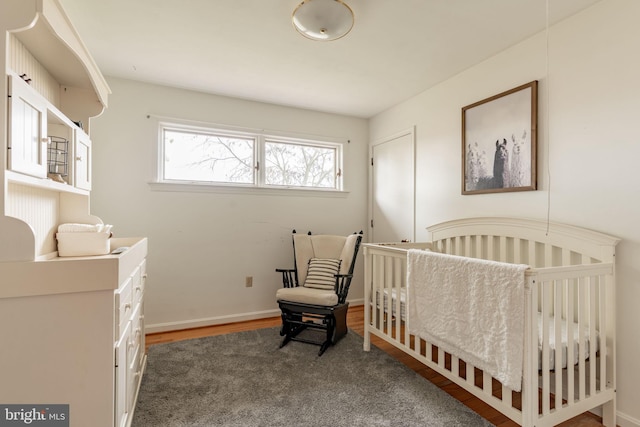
[124,303,131,311]
[76,156,83,161]
[142,274,148,279]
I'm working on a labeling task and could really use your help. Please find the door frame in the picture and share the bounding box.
[369,126,416,243]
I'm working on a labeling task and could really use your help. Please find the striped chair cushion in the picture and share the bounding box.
[303,258,342,290]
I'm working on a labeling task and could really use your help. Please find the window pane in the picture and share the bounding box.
[265,140,336,188]
[163,129,254,184]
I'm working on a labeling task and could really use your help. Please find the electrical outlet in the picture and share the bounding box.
[245,276,253,287]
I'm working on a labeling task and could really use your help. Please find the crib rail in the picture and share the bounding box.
[363,240,617,427]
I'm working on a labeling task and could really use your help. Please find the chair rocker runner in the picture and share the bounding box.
[276,230,363,356]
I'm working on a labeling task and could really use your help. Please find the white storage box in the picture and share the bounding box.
[56,231,111,257]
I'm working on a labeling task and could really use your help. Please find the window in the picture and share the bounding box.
[163,128,255,184]
[264,139,337,188]
[158,122,343,191]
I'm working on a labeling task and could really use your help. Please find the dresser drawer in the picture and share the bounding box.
[115,277,132,340]
[132,265,144,308]
[115,321,131,427]
[130,304,143,363]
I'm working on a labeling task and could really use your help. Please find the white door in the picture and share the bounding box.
[371,128,415,243]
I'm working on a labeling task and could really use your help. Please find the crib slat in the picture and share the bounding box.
[541,280,551,415]
[578,275,586,401]
[376,255,383,332]
[528,240,536,267]
[364,248,372,350]
[395,259,402,341]
[502,384,512,408]
[466,364,475,387]
[386,257,393,336]
[483,372,492,395]
[404,305,411,348]
[377,254,385,334]
[521,275,539,426]
[513,238,522,264]
[599,274,607,392]
[566,279,575,404]
[499,236,507,262]
[464,236,471,257]
[487,236,494,261]
[562,248,572,319]
[452,355,459,378]
[589,276,597,396]
[371,254,379,331]
[554,280,563,411]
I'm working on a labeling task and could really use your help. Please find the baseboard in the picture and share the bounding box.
[618,411,640,427]
[146,308,281,333]
[145,299,365,334]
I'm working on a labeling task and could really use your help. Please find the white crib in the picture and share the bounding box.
[363,217,620,427]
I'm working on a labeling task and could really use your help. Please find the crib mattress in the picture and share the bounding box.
[374,288,598,371]
[537,314,598,370]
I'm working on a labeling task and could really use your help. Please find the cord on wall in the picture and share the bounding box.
[545,0,552,236]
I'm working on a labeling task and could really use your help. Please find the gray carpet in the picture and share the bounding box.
[132,327,493,427]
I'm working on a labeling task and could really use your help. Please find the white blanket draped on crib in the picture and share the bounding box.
[406,249,528,392]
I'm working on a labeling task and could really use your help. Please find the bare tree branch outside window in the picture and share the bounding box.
[265,141,335,188]
[164,129,254,183]
[161,126,340,190]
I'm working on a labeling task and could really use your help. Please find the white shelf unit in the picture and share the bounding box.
[0,2,147,427]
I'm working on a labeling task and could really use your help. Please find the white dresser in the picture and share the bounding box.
[0,237,148,427]
[0,2,147,426]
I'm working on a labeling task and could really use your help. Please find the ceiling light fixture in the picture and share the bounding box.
[292,0,354,41]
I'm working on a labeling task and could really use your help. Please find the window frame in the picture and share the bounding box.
[262,135,341,190]
[153,120,346,195]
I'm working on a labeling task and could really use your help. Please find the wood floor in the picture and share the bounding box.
[146,305,607,427]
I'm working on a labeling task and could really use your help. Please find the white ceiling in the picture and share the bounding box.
[59,0,601,118]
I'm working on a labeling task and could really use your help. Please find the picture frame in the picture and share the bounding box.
[461,81,537,195]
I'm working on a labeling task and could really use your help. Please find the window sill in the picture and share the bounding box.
[148,181,350,198]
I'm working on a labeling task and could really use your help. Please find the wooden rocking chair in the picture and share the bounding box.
[275,230,362,356]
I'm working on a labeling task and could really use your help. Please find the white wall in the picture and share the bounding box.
[369,0,640,425]
[89,78,369,331]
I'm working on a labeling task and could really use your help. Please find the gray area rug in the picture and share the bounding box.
[132,327,492,426]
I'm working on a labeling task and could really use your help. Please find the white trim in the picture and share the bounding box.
[148,181,350,197]
[153,117,345,191]
[618,412,640,427]
[145,300,365,334]
[145,308,281,334]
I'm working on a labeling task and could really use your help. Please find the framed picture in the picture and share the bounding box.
[461,81,537,195]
